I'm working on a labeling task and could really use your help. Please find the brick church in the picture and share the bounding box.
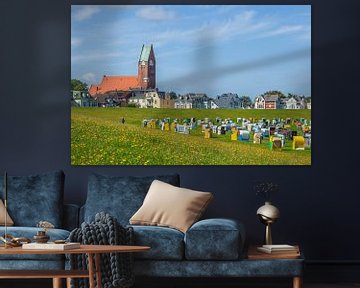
[88,44,156,97]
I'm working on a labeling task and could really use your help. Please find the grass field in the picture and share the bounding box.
[71,107,311,165]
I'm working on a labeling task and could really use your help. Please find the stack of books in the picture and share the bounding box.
[248,244,300,259]
[22,242,80,250]
[257,244,299,254]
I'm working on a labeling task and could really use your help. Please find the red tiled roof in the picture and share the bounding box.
[88,84,99,96]
[89,75,139,96]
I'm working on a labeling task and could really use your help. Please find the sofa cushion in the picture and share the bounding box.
[130,180,213,233]
[184,218,245,260]
[133,258,304,277]
[0,260,65,270]
[0,199,14,226]
[130,225,184,260]
[0,171,65,227]
[84,173,180,225]
[0,227,70,261]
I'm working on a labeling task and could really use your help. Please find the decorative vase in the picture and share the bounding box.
[33,230,50,243]
[256,201,280,245]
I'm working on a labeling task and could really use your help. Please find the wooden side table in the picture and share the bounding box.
[247,245,303,288]
[0,244,150,288]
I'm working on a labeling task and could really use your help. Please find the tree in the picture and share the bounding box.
[167,91,177,99]
[239,96,252,108]
[287,93,296,99]
[288,93,311,102]
[261,90,286,98]
[71,79,88,91]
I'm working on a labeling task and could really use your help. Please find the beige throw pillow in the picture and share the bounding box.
[130,180,213,233]
[0,199,14,226]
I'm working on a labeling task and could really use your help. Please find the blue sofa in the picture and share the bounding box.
[80,173,304,284]
[0,170,79,270]
[0,171,303,287]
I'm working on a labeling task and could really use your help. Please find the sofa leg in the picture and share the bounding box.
[67,277,72,288]
[53,278,62,288]
[293,276,302,288]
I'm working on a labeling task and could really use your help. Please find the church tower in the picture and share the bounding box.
[138,44,156,89]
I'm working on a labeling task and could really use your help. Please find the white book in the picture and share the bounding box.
[262,244,297,251]
[22,242,80,250]
[257,244,298,254]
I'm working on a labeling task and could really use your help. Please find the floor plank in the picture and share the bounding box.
[1,279,360,288]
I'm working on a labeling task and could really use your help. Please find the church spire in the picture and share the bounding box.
[138,44,156,89]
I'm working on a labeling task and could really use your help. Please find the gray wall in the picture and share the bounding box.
[0,0,358,264]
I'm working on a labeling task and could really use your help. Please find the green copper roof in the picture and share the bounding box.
[139,44,152,62]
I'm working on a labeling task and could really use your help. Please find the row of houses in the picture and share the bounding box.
[71,90,311,110]
[254,95,311,109]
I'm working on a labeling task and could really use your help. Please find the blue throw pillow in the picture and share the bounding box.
[84,173,180,225]
[0,170,65,227]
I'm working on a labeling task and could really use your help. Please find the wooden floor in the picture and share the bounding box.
[305,285,360,288]
[1,279,360,288]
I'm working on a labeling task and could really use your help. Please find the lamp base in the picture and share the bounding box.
[265,223,272,245]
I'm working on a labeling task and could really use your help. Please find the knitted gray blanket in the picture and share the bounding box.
[68,212,134,288]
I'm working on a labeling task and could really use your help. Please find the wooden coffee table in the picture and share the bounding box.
[0,244,150,288]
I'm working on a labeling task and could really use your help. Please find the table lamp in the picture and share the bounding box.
[256,201,280,245]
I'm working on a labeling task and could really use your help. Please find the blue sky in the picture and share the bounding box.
[71,5,311,99]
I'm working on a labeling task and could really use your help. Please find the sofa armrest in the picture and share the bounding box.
[184,218,245,260]
[63,204,80,231]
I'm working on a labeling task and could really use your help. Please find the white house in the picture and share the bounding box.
[128,95,147,108]
[254,96,265,109]
[175,99,192,109]
[285,97,298,109]
[210,100,219,109]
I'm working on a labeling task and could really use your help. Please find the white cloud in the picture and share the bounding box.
[211,10,265,39]
[81,72,97,84]
[271,25,304,36]
[73,6,101,21]
[136,6,175,21]
[259,25,304,38]
[147,10,264,47]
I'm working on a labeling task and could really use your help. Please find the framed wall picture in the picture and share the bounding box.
[71,5,311,165]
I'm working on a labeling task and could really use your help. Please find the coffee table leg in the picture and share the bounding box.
[52,278,62,288]
[88,253,95,288]
[66,277,72,288]
[293,276,302,288]
[95,253,102,288]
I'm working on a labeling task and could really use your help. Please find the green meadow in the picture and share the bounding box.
[71,107,311,165]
